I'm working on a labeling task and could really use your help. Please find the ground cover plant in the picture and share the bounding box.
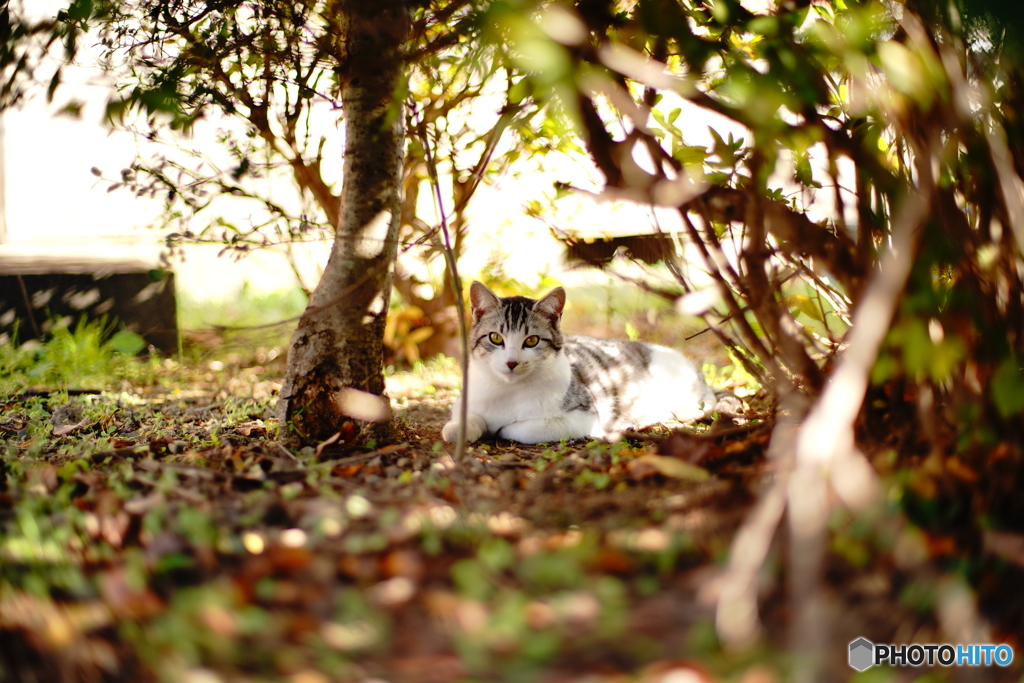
[1,306,1020,683]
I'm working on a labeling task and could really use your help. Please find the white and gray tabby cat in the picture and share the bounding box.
[441,282,716,444]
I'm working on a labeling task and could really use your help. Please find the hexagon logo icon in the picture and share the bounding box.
[849,637,874,671]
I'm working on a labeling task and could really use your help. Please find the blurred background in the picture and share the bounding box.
[0,47,738,368]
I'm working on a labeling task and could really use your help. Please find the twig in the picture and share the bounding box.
[783,133,935,682]
[677,209,776,387]
[15,275,41,339]
[316,443,411,468]
[793,151,933,501]
[272,441,300,462]
[410,102,471,470]
[620,419,770,443]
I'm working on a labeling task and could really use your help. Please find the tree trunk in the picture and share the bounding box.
[277,0,410,447]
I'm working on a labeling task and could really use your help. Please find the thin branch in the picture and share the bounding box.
[412,103,470,468]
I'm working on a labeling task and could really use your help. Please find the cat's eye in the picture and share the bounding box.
[488,332,504,345]
[523,335,540,348]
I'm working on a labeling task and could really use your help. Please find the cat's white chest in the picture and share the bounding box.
[466,357,571,433]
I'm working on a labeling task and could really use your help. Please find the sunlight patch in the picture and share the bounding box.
[280,528,307,548]
[486,512,526,536]
[428,504,458,529]
[335,388,392,423]
[321,620,378,651]
[345,494,373,519]
[354,210,393,259]
[369,576,415,607]
[242,532,265,555]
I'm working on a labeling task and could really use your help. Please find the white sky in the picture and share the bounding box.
[3,95,162,242]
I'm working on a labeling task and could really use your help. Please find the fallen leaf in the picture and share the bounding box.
[98,567,164,619]
[53,419,90,437]
[332,463,365,477]
[945,456,979,483]
[315,431,343,459]
[983,530,1024,568]
[593,547,633,573]
[629,455,711,482]
[657,433,714,463]
[266,545,312,573]
[382,549,425,582]
[89,448,141,463]
[124,491,166,515]
[925,534,957,557]
[234,422,267,437]
[289,670,331,683]
[391,654,465,682]
[338,554,380,581]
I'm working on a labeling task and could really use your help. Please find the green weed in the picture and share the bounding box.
[0,317,154,393]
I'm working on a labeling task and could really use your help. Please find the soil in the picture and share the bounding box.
[1,362,1021,682]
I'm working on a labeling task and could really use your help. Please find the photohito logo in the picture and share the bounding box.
[849,638,1014,671]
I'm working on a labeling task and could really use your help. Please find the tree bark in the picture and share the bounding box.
[277,0,410,446]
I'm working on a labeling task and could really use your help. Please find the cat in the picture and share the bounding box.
[441,281,716,444]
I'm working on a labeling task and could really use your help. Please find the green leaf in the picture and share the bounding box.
[871,353,899,385]
[748,16,778,36]
[813,3,835,22]
[452,558,493,601]
[928,336,965,383]
[784,294,824,322]
[992,357,1024,418]
[108,330,147,356]
[673,142,709,165]
[708,126,727,153]
[478,538,514,572]
[900,319,932,378]
[794,149,822,188]
[47,72,62,102]
[66,0,93,22]
[508,78,531,104]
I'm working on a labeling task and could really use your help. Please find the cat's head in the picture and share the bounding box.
[467,281,565,383]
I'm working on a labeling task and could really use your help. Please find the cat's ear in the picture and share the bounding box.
[534,287,566,321]
[469,281,500,321]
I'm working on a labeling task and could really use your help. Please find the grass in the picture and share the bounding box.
[176,285,307,372]
[177,284,308,333]
[0,317,159,395]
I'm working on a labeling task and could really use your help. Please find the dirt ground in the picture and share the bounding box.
[1,359,1021,682]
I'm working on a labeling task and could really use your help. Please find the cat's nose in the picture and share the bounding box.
[506,361,519,371]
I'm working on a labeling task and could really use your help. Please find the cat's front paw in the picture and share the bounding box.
[442,413,486,443]
[498,417,572,444]
[441,420,460,443]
